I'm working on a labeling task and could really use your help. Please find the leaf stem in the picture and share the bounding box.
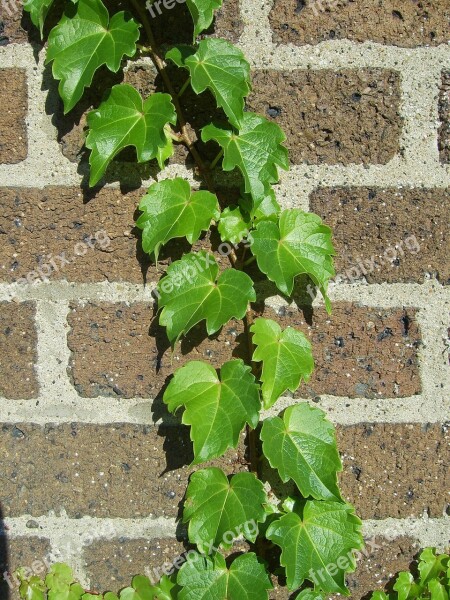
[178,76,191,98]
[210,149,224,170]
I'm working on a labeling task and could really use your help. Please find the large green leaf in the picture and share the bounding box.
[167,39,251,128]
[177,552,272,600]
[119,575,176,600]
[184,468,267,552]
[136,178,220,261]
[266,500,363,593]
[157,251,256,344]
[251,318,314,408]
[46,0,140,112]
[86,84,176,186]
[202,113,289,202]
[250,209,335,310]
[185,0,223,39]
[261,403,342,500]
[164,360,260,464]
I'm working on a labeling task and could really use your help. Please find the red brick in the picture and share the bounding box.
[0,69,27,164]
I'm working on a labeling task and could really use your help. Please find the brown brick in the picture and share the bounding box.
[269,0,449,47]
[247,69,402,165]
[337,423,450,519]
[0,423,247,518]
[68,302,420,400]
[310,187,450,285]
[0,536,51,600]
[0,69,27,164]
[0,6,32,45]
[0,302,38,399]
[439,71,449,164]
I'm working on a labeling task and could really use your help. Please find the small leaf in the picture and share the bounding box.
[295,590,324,600]
[266,500,363,593]
[261,403,342,501]
[23,0,65,37]
[48,583,84,600]
[157,251,256,344]
[136,178,220,260]
[370,592,389,600]
[428,579,449,600]
[156,126,175,170]
[177,552,272,600]
[82,595,103,600]
[250,209,335,310]
[18,575,46,600]
[164,359,260,463]
[45,564,74,592]
[185,0,223,39]
[184,467,267,552]
[393,572,421,600]
[86,84,176,186]
[251,317,314,408]
[218,206,251,244]
[168,39,251,128]
[418,548,449,586]
[46,0,140,112]
[202,113,289,202]
[119,574,175,600]
[240,189,281,223]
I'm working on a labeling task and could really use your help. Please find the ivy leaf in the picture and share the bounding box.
[184,467,267,552]
[370,593,389,600]
[177,552,272,600]
[240,189,281,223]
[86,84,177,186]
[250,210,335,311]
[261,403,342,501]
[156,126,175,170]
[164,359,260,464]
[418,548,449,586]
[202,113,289,202]
[266,500,363,593]
[23,0,75,37]
[295,590,324,600]
[218,206,251,244]
[251,318,314,409]
[136,178,220,261]
[45,564,74,592]
[119,575,176,600]
[428,579,449,600]
[46,0,140,113]
[157,251,256,344]
[393,572,421,600]
[18,575,46,600]
[168,39,251,128]
[185,0,223,39]
[48,583,84,600]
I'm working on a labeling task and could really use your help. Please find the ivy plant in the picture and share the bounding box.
[21,0,364,596]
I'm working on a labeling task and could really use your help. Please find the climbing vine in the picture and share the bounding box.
[19,0,364,597]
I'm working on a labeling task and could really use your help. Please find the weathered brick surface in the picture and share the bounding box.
[0,302,38,399]
[68,303,421,399]
[0,6,32,45]
[337,423,450,519]
[439,71,450,164]
[0,69,27,164]
[247,70,402,165]
[0,536,51,600]
[269,0,449,47]
[310,187,450,285]
[0,423,247,518]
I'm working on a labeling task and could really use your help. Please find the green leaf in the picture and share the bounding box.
[156,126,175,170]
[46,0,140,112]
[202,113,289,202]
[185,0,223,39]
[157,251,256,344]
[251,317,314,408]
[45,564,74,592]
[23,0,70,37]
[82,595,103,600]
[428,579,449,600]
[370,592,389,600]
[295,590,324,600]
[418,548,449,586]
[48,583,84,600]
[164,359,260,464]
[261,403,342,501]
[136,178,220,261]
[18,576,46,600]
[218,206,251,244]
[250,209,335,310]
[177,552,272,600]
[86,84,177,186]
[240,189,281,223]
[393,572,421,600]
[119,574,176,600]
[184,467,267,552]
[266,500,363,593]
[168,39,251,128]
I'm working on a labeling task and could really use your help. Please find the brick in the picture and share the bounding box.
[0,69,27,164]
[0,536,51,600]
[0,423,247,518]
[337,423,450,519]
[68,302,421,399]
[439,71,449,164]
[0,302,38,399]
[310,187,450,285]
[0,6,33,45]
[247,69,402,165]
[269,0,449,47]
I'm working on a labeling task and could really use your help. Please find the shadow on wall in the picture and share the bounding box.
[0,504,10,600]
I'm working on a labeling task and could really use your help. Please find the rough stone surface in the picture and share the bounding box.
[67,302,421,399]
[310,187,450,285]
[0,69,27,164]
[439,71,449,164]
[0,423,248,518]
[269,0,450,47]
[247,69,402,165]
[337,423,450,519]
[0,302,38,399]
[0,536,51,600]
[0,7,33,45]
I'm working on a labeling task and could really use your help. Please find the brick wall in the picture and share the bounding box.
[0,0,448,598]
